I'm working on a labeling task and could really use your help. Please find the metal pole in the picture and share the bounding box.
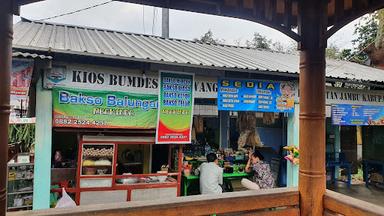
[161,8,169,38]
[0,0,12,215]
[21,99,23,118]
[298,1,327,215]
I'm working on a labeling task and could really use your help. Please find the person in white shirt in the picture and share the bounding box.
[199,153,223,195]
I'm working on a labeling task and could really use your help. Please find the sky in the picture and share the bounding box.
[14,0,361,50]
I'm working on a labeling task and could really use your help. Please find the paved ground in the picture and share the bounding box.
[328,182,384,206]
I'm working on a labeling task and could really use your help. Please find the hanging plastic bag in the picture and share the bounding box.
[55,188,76,208]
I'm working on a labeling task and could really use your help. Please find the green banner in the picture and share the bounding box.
[53,87,158,129]
[156,72,194,144]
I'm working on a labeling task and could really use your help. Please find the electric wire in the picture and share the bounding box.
[34,0,113,22]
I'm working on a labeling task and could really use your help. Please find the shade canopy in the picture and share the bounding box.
[13,0,384,41]
[111,0,383,41]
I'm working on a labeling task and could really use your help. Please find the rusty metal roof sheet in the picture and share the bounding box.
[12,51,52,60]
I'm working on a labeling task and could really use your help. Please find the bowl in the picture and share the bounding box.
[94,159,111,166]
[83,167,96,175]
[224,167,234,173]
[97,169,108,175]
[148,176,159,182]
[123,177,139,184]
[157,176,167,182]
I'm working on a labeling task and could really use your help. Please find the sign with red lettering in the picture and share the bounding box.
[156,72,194,144]
[11,59,34,96]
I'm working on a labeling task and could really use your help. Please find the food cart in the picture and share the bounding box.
[73,135,183,205]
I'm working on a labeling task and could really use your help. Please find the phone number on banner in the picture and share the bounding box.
[54,118,107,126]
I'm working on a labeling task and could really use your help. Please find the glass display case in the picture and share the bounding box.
[79,143,115,188]
[7,162,34,211]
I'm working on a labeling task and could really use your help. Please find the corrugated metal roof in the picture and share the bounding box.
[13,51,52,60]
[12,19,384,83]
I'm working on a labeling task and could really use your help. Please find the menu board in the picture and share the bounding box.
[156,72,194,144]
[332,104,384,125]
[218,79,295,112]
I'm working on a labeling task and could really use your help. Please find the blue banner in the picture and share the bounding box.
[218,79,295,112]
[332,104,384,125]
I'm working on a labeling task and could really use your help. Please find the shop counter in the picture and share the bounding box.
[182,172,251,196]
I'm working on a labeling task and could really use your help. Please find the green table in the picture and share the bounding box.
[182,172,251,196]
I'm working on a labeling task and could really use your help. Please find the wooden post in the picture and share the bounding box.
[0,0,12,215]
[297,1,327,215]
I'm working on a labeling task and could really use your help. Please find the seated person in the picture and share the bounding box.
[199,153,223,194]
[241,150,275,190]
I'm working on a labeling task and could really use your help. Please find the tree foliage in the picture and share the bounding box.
[195,30,296,53]
[324,43,354,60]
[272,42,284,52]
[326,44,340,59]
[194,29,225,44]
[350,13,379,63]
[324,10,384,64]
[352,13,379,50]
[8,124,35,152]
[245,33,272,50]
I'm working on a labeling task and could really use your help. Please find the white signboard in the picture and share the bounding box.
[9,117,36,124]
[44,64,382,105]
[44,64,217,98]
[326,87,384,106]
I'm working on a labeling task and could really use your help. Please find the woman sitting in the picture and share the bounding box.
[241,150,275,190]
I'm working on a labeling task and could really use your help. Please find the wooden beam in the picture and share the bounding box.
[344,0,352,10]
[219,0,300,41]
[12,0,20,15]
[284,0,292,27]
[264,0,272,20]
[326,0,384,38]
[335,0,345,23]
[117,0,301,40]
[0,0,12,215]
[8,188,299,216]
[324,190,384,216]
[297,0,328,215]
[239,207,300,216]
[292,0,298,16]
[243,0,254,9]
[276,0,284,14]
[352,0,359,13]
[255,0,265,19]
[13,0,44,7]
[270,0,277,21]
[224,0,238,7]
[327,0,335,18]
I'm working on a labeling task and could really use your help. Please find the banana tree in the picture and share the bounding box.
[8,124,35,153]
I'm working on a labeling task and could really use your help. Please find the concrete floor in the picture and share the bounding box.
[328,182,384,207]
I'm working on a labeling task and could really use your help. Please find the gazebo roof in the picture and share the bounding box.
[12,19,384,83]
[14,0,384,41]
[115,0,384,40]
